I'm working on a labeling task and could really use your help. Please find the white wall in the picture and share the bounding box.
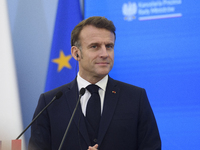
[7,0,58,147]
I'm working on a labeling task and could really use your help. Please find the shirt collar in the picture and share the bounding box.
[77,73,108,91]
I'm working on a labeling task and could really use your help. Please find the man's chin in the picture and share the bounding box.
[95,67,112,76]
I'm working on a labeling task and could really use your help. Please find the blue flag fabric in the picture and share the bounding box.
[45,0,82,92]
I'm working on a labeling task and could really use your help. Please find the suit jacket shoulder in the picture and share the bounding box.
[42,78,77,102]
[98,76,161,150]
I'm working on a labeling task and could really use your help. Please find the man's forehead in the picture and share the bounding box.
[79,25,115,43]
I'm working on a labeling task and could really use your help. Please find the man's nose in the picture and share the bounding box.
[100,46,109,57]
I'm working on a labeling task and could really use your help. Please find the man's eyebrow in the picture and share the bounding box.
[105,42,115,47]
[87,42,99,47]
[106,42,114,45]
[87,42,114,48]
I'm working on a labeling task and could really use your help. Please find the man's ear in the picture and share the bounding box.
[71,46,80,61]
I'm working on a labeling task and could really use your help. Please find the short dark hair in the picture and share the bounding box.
[71,16,116,48]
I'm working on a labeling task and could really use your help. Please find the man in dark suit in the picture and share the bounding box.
[28,16,161,150]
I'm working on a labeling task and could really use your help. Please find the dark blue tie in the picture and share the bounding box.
[86,84,101,132]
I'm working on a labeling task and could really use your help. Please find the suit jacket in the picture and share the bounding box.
[28,77,161,150]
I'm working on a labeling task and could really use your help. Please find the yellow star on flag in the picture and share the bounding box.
[52,50,72,72]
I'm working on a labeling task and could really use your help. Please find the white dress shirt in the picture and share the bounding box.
[77,73,108,116]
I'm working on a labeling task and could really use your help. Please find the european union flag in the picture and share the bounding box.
[45,0,82,92]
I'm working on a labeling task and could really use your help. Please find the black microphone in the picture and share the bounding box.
[16,91,63,140]
[58,88,86,150]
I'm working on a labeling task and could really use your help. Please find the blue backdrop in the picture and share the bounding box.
[85,0,200,149]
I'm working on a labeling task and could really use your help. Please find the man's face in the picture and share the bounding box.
[78,25,115,82]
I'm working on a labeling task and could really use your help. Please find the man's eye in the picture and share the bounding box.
[106,45,114,49]
[91,45,97,48]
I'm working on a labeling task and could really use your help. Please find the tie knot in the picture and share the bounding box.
[86,84,99,94]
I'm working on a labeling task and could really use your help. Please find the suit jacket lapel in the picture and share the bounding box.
[64,79,91,146]
[98,77,120,146]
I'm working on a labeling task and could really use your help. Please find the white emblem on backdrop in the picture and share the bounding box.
[122,2,137,21]
[122,1,182,21]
